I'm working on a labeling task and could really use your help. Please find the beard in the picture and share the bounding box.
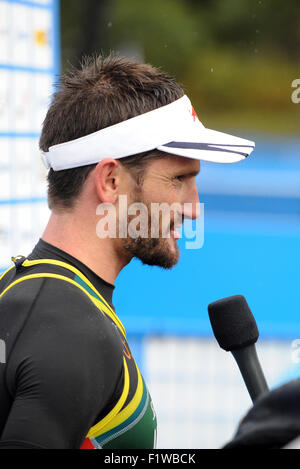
[122,233,180,269]
[119,191,181,269]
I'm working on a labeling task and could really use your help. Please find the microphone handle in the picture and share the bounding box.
[231,344,269,402]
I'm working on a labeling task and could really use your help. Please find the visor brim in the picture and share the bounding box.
[157,127,255,164]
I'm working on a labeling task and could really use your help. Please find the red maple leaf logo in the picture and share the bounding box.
[191,107,198,122]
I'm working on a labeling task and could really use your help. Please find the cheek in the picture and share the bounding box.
[142,184,178,205]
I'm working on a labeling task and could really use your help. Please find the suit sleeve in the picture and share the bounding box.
[0,278,123,449]
[223,378,300,448]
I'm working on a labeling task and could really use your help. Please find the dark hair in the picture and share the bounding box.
[40,53,184,210]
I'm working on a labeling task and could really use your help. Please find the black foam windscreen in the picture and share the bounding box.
[208,295,259,351]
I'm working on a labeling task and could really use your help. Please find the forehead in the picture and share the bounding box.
[148,153,200,173]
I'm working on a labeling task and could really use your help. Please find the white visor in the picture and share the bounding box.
[41,95,255,171]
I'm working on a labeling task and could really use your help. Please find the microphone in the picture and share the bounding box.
[208,295,269,402]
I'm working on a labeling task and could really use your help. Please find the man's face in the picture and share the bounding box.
[119,154,200,268]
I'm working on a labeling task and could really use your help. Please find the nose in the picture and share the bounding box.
[182,182,200,220]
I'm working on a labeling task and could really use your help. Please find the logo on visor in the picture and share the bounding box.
[190,107,199,122]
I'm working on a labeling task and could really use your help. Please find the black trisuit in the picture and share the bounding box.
[0,239,157,449]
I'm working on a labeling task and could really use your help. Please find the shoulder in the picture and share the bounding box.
[2,272,107,322]
[2,273,123,360]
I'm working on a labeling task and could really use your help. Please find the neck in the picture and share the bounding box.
[42,208,131,285]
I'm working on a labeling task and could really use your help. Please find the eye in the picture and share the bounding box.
[174,175,186,182]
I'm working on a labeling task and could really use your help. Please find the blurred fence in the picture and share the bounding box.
[0,0,58,269]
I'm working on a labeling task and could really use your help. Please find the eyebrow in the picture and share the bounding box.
[178,168,201,177]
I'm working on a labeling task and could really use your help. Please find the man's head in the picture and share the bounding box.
[40,53,201,269]
[40,54,254,276]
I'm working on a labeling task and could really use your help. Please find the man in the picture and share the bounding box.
[0,54,254,449]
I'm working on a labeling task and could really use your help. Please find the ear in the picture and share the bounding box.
[94,158,121,204]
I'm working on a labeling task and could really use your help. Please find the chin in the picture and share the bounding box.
[134,238,180,269]
[121,234,180,269]
[139,254,179,269]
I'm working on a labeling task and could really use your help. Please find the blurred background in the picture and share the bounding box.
[0,0,300,449]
